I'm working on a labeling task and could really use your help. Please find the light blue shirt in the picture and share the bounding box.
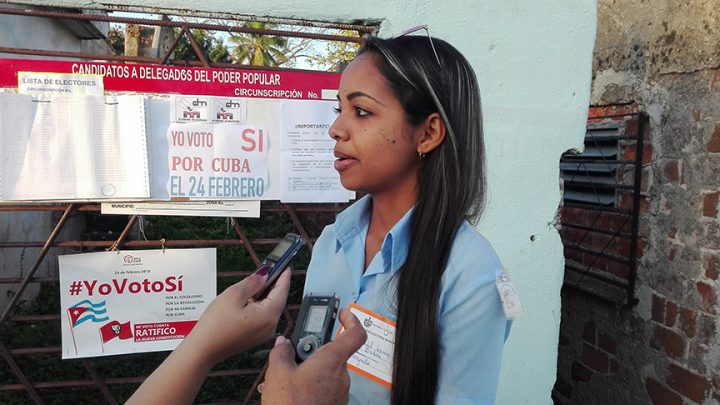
[303,195,511,405]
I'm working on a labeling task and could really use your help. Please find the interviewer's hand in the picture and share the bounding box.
[261,308,367,405]
[184,269,292,368]
[126,269,291,405]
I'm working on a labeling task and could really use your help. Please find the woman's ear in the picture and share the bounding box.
[417,112,446,155]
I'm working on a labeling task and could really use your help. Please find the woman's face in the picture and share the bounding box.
[329,53,423,197]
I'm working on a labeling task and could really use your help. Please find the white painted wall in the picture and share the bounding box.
[7,1,597,402]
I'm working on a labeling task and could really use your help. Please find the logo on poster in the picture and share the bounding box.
[216,109,233,120]
[183,109,200,118]
[123,255,142,265]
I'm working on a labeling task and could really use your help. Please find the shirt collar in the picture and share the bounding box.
[334,195,414,274]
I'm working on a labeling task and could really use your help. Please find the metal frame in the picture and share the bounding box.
[0,6,373,68]
[1,203,346,404]
[0,6,367,404]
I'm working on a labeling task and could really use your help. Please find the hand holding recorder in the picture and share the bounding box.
[261,308,368,405]
[292,294,340,362]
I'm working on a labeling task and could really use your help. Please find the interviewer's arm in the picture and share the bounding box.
[126,270,291,405]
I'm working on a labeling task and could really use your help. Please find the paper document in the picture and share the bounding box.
[0,93,149,200]
[101,200,260,217]
[279,100,353,202]
[18,72,104,96]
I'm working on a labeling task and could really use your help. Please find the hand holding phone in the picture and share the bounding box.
[253,233,306,300]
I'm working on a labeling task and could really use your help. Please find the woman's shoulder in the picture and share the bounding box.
[313,223,339,250]
[438,221,506,318]
[444,221,503,284]
[436,221,503,288]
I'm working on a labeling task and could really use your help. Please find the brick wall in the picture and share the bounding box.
[554,3,720,403]
[554,77,720,405]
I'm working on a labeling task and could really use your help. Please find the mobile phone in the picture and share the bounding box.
[291,293,340,362]
[253,233,306,300]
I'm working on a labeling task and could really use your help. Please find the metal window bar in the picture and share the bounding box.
[0,5,369,404]
[559,110,645,306]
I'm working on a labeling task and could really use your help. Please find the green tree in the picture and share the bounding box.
[228,22,294,67]
[304,30,361,72]
[173,28,231,64]
[107,25,125,55]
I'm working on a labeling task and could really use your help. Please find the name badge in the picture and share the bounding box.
[337,304,395,388]
[496,270,523,319]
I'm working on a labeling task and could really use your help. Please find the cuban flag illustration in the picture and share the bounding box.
[67,300,109,327]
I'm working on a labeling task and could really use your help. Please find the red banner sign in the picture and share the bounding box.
[133,320,197,342]
[0,58,339,99]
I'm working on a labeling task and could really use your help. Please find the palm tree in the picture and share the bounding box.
[173,28,231,64]
[229,22,291,67]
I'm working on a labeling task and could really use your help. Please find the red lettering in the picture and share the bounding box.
[170,130,183,146]
[112,278,128,293]
[76,277,184,296]
[185,131,213,147]
[171,156,203,171]
[83,280,97,295]
[98,283,111,295]
[166,275,182,292]
[241,128,257,152]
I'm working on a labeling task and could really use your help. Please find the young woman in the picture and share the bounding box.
[302,34,512,404]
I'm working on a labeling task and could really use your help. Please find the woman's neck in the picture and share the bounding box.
[368,188,416,237]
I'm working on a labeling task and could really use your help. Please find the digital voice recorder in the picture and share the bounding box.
[291,293,340,362]
[252,233,306,300]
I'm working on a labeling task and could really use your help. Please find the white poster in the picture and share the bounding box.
[166,122,268,199]
[18,72,104,96]
[210,97,246,124]
[280,99,353,202]
[172,95,209,122]
[170,95,247,124]
[59,248,216,359]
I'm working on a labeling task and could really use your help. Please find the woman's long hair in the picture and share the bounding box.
[359,36,486,405]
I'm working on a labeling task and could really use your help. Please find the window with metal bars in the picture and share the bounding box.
[560,123,622,208]
[559,109,644,307]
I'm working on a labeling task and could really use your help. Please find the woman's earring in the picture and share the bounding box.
[418,150,426,160]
